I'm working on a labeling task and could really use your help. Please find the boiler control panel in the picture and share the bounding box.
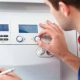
[0,24,41,45]
[0,23,53,58]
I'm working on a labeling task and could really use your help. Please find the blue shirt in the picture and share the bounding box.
[78,67,80,80]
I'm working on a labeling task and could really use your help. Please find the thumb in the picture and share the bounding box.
[0,67,6,73]
[37,40,49,50]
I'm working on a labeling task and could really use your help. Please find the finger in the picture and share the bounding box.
[37,40,49,50]
[0,68,21,80]
[6,72,21,79]
[39,23,54,31]
[38,30,53,38]
[0,74,21,80]
[39,22,58,35]
[0,74,7,78]
[0,68,6,72]
[47,20,59,32]
[47,20,63,33]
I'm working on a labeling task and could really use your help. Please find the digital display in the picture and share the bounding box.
[19,24,38,33]
[0,24,9,31]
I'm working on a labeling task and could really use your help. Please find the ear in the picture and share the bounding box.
[59,1,70,17]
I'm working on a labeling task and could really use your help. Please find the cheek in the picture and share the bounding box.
[51,11,62,24]
[50,8,61,20]
[50,9,74,30]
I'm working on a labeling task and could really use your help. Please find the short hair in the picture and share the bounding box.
[48,0,80,10]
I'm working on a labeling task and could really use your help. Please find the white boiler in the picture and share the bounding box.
[0,1,78,80]
[0,2,60,80]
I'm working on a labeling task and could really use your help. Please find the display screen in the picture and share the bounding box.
[0,24,9,31]
[19,24,38,33]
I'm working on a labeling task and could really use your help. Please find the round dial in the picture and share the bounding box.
[16,36,24,43]
[34,36,40,42]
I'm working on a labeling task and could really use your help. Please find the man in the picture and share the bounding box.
[36,0,80,80]
[0,68,21,80]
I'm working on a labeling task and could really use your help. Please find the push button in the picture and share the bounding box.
[0,35,4,37]
[4,38,8,41]
[0,38,3,41]
[36,48,45,56]
[4,35,8,37]
[36,47,53,58]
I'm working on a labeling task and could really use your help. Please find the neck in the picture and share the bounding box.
[75,15,80,32]
[71,7,80,32]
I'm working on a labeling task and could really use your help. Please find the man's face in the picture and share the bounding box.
[44,0,74,31]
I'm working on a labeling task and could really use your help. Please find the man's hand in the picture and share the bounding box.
[0,68,21,80]
[37,20,80,72]
[37,20,69,58]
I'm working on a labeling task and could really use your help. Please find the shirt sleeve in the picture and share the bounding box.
[78,67,80,80]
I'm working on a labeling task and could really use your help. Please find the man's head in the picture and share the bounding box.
[44,0,80,31]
